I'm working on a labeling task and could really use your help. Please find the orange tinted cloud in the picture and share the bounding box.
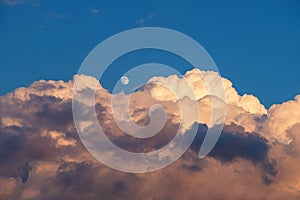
[0,69,299,199]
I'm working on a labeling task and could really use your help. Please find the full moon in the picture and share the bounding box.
[120,76,129,85]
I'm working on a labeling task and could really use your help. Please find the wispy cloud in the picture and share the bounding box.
[89,7,100,16]
[0,0,40,6]
[0,0,23,6]
[35,24,44,29]
[43,12,69,21]
[33,12,69,29]
[136,12,157,27]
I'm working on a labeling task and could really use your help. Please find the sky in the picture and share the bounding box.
[1,0,300,107]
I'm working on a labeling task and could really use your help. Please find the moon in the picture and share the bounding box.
[120,76,129,85]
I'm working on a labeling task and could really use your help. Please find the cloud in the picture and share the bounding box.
[263,95,300,144]
[0,69,300,199]
[43,12,69,21]
[31,11,69,28]
[89,7,100,16]
[0,0,24,6]
[0,0,40,6]
[147,69,267,115]
[137,12,157,27]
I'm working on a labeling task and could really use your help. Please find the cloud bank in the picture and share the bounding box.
[0,69,300,199]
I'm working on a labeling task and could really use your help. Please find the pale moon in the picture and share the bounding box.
[120,76,129,85]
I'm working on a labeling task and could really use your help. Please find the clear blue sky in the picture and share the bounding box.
[1,0,300,107]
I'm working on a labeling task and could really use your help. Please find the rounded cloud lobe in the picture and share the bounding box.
[0,69,300,199]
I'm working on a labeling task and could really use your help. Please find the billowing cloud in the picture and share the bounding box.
[0,69,300,199]
[263,95,300,143]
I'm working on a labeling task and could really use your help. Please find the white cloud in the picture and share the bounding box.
[263,95,300,143]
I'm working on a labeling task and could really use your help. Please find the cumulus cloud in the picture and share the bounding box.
[263,95,300,144]
[0,69,300,199]
[148,69,267,114]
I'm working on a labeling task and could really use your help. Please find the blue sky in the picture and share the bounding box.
[1,0,300,107]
